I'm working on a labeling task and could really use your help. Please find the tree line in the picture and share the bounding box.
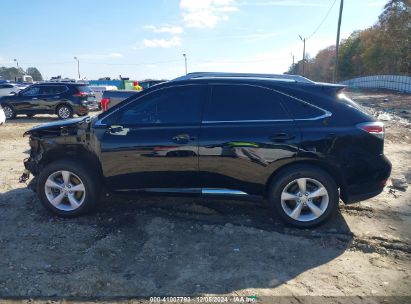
[286,0,410,82]
[0,66,43,82]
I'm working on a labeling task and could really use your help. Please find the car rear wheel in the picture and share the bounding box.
[3,105,15,119]
[268,165,338,228]
[37,160,100,217]
[56,104,73,120]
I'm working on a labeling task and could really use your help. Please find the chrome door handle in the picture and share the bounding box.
[172,134,196,144]
[270,133,295,142]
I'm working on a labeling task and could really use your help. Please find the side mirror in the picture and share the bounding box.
[10,91,17,95]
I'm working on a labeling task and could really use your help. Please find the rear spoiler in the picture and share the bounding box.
[315,82,346,95]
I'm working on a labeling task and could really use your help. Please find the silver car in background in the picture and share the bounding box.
[0,83,21,97]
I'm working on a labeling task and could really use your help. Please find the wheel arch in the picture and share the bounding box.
[39,145,103,183]
[55,102,73,114]
[264,159,345,199]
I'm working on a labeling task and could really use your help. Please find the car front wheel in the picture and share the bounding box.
[268,165,339,228]
[3,105,15,119]
[36,160,100,216]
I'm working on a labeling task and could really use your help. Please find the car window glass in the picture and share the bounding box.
[280,95,325,119]
[40,86,66,95]
[76,85,93,93]
[204,85,290,121]
[119,85,205,125]
[21,86,40,96]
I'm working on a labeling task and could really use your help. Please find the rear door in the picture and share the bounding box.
[35,85,68,111]
[99,84,208,190]
[198,84,300,195]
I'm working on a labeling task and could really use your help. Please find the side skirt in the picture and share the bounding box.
[112,188,264,202]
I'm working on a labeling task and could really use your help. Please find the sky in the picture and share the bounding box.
[0,0,388,80]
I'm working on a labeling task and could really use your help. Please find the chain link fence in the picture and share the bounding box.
[340,75,411,93]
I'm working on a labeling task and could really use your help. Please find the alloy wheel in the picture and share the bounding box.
[280,177,329,222]
[3,106,13,119]
[58,106,71,119]
[44,170,86,211]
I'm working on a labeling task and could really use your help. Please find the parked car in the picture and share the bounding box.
[0,82,99,120]
[100,90,137,111]
[89,85,118,106]
[0,105,5,125]
[0,83,21,96]
[21,72,391,228]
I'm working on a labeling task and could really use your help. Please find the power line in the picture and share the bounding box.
[306,0,338,40]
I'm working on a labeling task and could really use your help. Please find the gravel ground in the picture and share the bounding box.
[0,91,410,303]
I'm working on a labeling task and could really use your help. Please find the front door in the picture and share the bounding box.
[12,85,41,112]
[99,84,208,191]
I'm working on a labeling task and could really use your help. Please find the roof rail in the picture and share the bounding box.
[172,72,314,83]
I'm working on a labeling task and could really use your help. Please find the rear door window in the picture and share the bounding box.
[40,85,67,95]
[204,85,290,122]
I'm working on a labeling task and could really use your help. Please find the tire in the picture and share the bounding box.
[56,104,73,120]
[77,113,88,117]
[268,165,339,228]
[2,104,16,120]
[36,160,100,217]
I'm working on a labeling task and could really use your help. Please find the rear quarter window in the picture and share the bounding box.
[75,85,93,93]
[280,95,326,119]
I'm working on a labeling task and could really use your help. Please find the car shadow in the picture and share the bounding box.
[0,187,353,299]
[9,115,60,124]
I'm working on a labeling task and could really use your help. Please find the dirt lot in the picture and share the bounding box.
[0,91,410,302]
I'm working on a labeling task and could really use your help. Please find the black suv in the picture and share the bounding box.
[0,82,98,120]
[21,73,391,227]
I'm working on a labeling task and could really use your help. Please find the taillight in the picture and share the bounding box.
[101,97,111,111]
[74,91,88,97]
[356,122,384,139]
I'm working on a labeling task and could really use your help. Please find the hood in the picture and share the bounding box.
[24,116,91,136]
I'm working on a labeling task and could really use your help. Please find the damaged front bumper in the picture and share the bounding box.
[19,157,40,191]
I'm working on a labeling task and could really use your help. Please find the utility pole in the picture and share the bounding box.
[298,35,306,76]
[333,0,344,83]
[13,58,19,69]
[74,56,81,79]
[183,53,188,75]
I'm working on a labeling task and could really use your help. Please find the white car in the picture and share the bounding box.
[0,83,21,97]
[0,105,5,125]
